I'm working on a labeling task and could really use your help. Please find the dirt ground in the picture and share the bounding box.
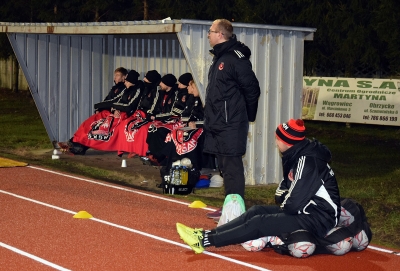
[46,148,165,194]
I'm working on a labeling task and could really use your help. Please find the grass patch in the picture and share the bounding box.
[1,88,400,250]
[0,89,52,150]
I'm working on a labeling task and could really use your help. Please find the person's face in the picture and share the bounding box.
[178,82,187,89]
[275,137,290,153]
[159,82,171,91]
[114,72,125,83]
[208,23,223,47]
[143,77,150,83]
[187,82,199,97]
[124,80,133,88]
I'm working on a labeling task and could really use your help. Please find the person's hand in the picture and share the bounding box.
[188,121,196,129]
[113,110,121,118]
[146,114,155,121]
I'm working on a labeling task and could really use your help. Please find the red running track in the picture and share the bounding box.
[0,166,399,271]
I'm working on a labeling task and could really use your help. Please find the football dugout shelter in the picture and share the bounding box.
[0,19,315,185]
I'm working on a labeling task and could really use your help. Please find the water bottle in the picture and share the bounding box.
[174,166,181,185]
[164,175,170,184]
[181,166,188,185]
[169,166,175,185]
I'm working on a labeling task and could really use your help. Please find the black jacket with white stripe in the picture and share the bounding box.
[147,85,189,122]
[112,81,145,117]
[203,35,260,156]
[275,139,341,238]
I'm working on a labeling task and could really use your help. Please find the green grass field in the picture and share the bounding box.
[1,88,399,250]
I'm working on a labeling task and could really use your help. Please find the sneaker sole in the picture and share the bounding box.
[206,214,221,219]
[206,212,222,219]
[206,208,222,219]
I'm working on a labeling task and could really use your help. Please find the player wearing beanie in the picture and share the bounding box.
[144,70,161,84]
[112,70,145,117]
[275,119,305,146]
[138,70,162,112]
[176,119,341,256]
[146,74,179,121]
[115,70,162,158]
[144,73,191,164]
[145,73,193,165]
[178,73,193,87]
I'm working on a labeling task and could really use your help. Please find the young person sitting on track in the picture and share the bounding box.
[176,119,341,254]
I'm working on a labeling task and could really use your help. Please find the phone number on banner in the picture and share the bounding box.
[362,115,398,122]
[319,112,352,118]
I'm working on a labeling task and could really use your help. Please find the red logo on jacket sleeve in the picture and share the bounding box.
[219,62,224,70]
[288,169,294,182]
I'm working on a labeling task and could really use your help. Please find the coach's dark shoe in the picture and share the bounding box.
[206,207,222,219]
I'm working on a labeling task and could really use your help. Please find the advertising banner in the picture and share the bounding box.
[302,77,400,126]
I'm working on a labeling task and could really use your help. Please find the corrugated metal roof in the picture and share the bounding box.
[0,20,183,34]
[0,19,316,38]
[182,19,316,35]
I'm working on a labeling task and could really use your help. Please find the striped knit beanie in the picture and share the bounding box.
[275,119,306,146]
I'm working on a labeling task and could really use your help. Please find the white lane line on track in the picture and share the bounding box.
[0,189,270,271]
[25,166,399,257]
[0,242,70,271]
[27,165,216,211]
[368,245,400,256]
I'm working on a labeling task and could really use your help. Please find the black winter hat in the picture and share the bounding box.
[145,70,161,83]
[126,70,140,84]
[161,74,177,87]
[178,73,193,86]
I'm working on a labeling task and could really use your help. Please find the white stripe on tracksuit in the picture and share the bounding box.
[234,50,245,58]
[315,182,339,226]
[281,156,306,209]
[281,157,338,224]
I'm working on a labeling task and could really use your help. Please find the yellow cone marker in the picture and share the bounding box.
[0,157,28,167]
[73,211,93,219]
[188,200,207,208]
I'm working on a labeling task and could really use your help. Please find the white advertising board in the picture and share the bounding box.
[302,77,400,126]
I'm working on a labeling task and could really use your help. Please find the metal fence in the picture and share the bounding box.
[0,56,29,90]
